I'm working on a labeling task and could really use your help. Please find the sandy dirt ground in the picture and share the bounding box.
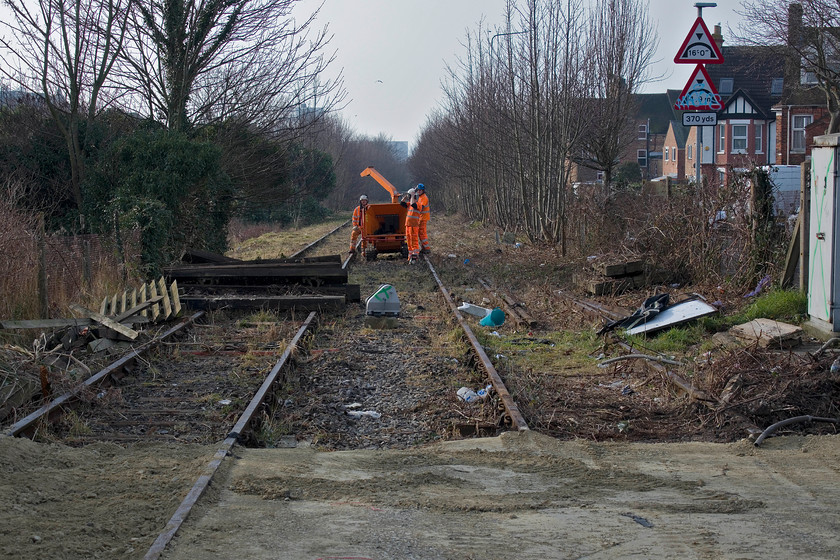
[156,431,840,560]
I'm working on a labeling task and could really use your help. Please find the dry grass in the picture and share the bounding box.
[226,216,350,261]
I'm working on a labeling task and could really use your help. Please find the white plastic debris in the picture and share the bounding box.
[346,410,381,419]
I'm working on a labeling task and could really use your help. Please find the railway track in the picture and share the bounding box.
[5,216,837,559]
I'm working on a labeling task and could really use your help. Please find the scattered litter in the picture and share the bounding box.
[457,385,492,403]
[458,302,492,317]
[488,331,501,337]
[621,512,653,528]
[744,274,771,298]
[494,353,507,359]
[346,402,363,409]
[832,357,840,374]
[346,410,381,419]
[479,307,505,327]
[514,242,522,248]
[448,253,457,258]
[463,258,471,265]
[616,421,630,433]
[621,385,635,396]
[218,399,232,406]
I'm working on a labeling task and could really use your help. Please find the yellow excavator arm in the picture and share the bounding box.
[360,166,401,203]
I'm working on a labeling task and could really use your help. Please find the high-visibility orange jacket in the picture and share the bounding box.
[402,200,421,226]
[352,205,366,228]
[417,193,430,222]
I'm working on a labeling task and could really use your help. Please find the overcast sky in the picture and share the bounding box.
[293,0,745,148]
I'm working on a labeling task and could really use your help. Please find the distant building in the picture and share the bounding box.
[388,141,408,162]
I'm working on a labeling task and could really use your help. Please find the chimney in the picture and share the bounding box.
[788,3,803,47]
[712,24,725,49]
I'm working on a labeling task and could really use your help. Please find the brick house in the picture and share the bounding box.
[571,92,671,187]
[772,3,834,167]
[681,28,784,184]
[661,116,687,179]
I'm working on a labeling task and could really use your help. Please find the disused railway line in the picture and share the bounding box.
[4,218,839,559]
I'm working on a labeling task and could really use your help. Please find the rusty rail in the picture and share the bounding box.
[425,257,529,431]
[144,311,317,560]
[6,311,204,438]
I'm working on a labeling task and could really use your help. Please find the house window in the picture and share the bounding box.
[637,149,647,167]
[596,171,604,183]
[801,68,818,85]
[718,124,726,153]
[719,78,734,94]
[638,124,647,140]
[792,114,813,153]
[673,146,677,160]
[771,78,783,95]
[732,124,748,153]
[755,124,763,153]
[687,144,693,160]
[665,147,669,161]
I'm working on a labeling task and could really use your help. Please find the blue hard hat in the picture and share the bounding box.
[416,183,425,190]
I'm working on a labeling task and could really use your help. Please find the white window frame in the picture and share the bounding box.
[687,144,693,160]
[755,123,764,153]
[637,149,648,167]
[792,114,813,153]
[638,124,647,140]
[731,124,748,154]
[664,147,669,161]
[718,124,726,153]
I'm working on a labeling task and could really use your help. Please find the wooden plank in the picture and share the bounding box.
[158,277,172,319]
[100,297,108,315]
[121,291,128,314]
[781,213,801,289]
[113,296,163,323]
[149,281,160,321]
[170,280,182,317]
[2,318,94,330]
[600,263,626,277]
[109,294,119,316]
[139,283,148,317]
[131,289,137,310]
[180,248,242,264]
[69,304,139,340]
[180,295,344,311]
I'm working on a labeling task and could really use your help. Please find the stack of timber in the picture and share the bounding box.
[579,258,672,296]
[165,251,360,311]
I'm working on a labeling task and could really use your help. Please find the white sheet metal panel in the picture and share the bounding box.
[807,136,840,327]
[625,299,718,336]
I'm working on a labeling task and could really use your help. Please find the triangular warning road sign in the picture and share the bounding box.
[674,17,724,64]
[674,65,722,111]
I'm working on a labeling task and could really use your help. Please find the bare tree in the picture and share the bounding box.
[576,0,658,198]
[116,0,344,134]
[0,0,130,217]
[735,0,840,133]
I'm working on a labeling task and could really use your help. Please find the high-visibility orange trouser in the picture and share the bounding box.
[405,225,420,258]
[419,220,430,252]
[350,226,364,252]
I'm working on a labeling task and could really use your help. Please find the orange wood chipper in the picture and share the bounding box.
[358,167,409,260]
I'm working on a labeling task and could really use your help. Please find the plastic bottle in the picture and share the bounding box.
[457,387,479,402]
[476,385,492,399]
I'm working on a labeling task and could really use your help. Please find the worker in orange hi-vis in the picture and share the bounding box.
[415,183,430,254]
[349,195,368,254]
[400,188,421,263]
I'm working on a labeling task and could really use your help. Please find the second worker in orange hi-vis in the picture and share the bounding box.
[415,183,430,254]
[349,194,368,254]
[400,188,421,263]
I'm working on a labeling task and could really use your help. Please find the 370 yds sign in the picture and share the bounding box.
[682,112,718,127]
